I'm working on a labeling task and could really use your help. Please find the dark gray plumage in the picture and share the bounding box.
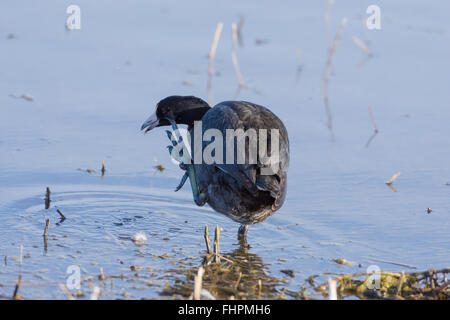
[141,96,290,237]
[192,101,289,225]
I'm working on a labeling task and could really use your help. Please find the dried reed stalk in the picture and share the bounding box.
[386,172,401,185]
[365,105,379,148]
[43,218,50,237]
[12,275,22,300]
[204,224,212,254]
[56,209,66,220]
[213,225,221,263]
[194,266,205,300]
[353,36,373,57]
[207,23,224,105]
[325,0,335,49]
[328,277,337,300]
[231,23,247,90]
[323,17,347,142]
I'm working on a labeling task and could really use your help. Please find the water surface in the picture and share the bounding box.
[0,0,449,299]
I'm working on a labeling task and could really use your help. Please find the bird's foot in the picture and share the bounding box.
[164,119,207,205]
[166,135,189,192]
[165,120,189,192]
[165,117,189,162]
[166,130,185,162]
[174,172,188,192]
[238,224,248,236]
[237,225,249,246]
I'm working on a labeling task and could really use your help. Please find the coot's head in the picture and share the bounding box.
[141,96,210,132]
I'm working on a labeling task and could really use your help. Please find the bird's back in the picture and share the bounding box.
[191,101,290,225]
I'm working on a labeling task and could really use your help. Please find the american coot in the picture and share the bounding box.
[141,96,289,239]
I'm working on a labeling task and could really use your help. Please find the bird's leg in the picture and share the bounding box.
[237,224,249,244]
[165,118,207,206]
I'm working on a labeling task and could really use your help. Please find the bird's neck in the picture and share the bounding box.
[179,106,211,128]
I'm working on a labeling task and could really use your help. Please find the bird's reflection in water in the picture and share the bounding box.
[161,241,285,299]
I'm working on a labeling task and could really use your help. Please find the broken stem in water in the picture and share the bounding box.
[56,209,66,221]
[231,23,248,99]
[213,225,221,263]
[194,266,205,300]
[12,275,22,300]
[204,224,212,254]
[323,17,347,143]
[207,23,224,106]
[43,218,50,237]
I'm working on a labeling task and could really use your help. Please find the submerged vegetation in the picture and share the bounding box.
[304,268,450,300]
[151,226,450,300]
[1,159,446,300]
[1,207,448,300]
[147,225,450,300]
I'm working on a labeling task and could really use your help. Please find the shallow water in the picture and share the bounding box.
[0,0,449,299]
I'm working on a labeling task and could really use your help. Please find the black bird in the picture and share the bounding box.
[141,96,289,239]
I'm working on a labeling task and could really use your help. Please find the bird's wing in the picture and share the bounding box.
[200,101,289,198]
